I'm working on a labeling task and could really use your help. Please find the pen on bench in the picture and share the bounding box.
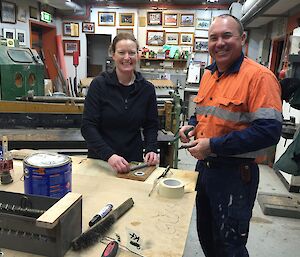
[89,203,113,227]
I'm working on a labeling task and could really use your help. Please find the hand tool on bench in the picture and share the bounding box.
[148,165,170,197]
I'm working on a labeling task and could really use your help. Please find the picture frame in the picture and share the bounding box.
[194,37,209,52]
[3,28,15,39]
[117,28,134,35]
[1,1,16,24]
[70,23,79,37]
[163,13,178,27]
[29,6,38,19]
[165,32,179,45]
[16,29,26,46]
[98,12,116,26]
[147,12,162,26]
[63,40,80,56]
[63,22,80,36]
[195,18,210,30]
[180,14,194,27]
[146,30,165,46]
[180,32,194,45]
[17,6,26,22]
[63,22,71,36]
[82,22,95,33]
[119,13,134,26]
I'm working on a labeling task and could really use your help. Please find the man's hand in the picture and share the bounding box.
[188,138,211,160]
[108,154,130,173]
[179,125,195,143]
[144,152,159,166]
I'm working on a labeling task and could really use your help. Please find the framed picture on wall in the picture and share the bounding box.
[17,6,26,22]
[1,1,16,24]
[119,13,134,26]
[117,28,134,35]
[195,18,210,30]
[63,40,80,56]
[147,12,162,26]
[180,32,194,45]
[98,12,116,26]
[29,6,38,19]
[146,30,165,46]
[70,23,79,37]
[165,32,179,45]
[16,29,26,46]
[194,37,209,52]
[82,22,95,33]
[63,22,71,36]
[3,28,15,39]
[163,13,178,27]
[180,14,194,27]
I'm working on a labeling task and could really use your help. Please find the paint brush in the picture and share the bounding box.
[71,198,134,251]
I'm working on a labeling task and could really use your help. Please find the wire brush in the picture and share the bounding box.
[71,197,134,251]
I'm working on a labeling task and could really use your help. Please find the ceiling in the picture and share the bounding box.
[39,0,239,11]
[243,0,300,28]
[39,0,300,29]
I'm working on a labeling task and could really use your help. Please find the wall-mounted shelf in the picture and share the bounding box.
[140,58,187,70]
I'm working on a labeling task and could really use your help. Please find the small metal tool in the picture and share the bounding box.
[130,163,149,171]
[178,144,196,150]
[148,165,170,197]
[169,126,194,145]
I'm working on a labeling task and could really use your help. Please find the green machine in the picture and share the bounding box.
[0,46,44,100]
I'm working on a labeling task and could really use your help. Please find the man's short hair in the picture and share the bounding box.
[216,14,244,35]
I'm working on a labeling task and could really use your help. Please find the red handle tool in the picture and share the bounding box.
[101,241,119,257]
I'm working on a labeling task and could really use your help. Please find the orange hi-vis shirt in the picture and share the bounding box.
[193,57,282,158]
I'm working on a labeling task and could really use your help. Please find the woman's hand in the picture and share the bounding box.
[144,152,159,166]
[108,154,130,173]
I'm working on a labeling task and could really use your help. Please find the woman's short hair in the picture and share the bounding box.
[109,33,139,54]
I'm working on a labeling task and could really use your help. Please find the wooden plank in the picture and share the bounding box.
[0,101,83,114]
[36,192,82,229]
[148,79,175,88]
[116,165,156,181]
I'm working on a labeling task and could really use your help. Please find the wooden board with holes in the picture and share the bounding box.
[116,165,156,181]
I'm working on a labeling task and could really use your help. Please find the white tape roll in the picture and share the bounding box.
[158,178,185,198]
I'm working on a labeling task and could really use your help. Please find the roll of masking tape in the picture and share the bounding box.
[158,178,184,198]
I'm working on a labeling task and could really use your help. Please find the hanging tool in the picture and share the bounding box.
[101,241,119,257]
[148,165,170,197]
[73,51,79,97]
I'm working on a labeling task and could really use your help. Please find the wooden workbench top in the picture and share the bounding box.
[1,155,197,257]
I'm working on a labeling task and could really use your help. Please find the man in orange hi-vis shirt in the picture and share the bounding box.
[179,14,282,257]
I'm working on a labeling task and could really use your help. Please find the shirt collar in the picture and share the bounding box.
[206,52,245,75]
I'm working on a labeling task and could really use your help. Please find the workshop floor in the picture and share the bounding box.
[177,149,300,257]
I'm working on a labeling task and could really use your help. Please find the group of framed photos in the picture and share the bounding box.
[147,30,208,52]
[97,12,134,26]
[145,12,211,52]
[147,12,195,27]
[2,28,26,46]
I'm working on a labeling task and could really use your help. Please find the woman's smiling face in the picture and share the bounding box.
[112,39,138,74]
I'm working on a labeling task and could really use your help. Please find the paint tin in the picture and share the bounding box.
[23,153,72,198]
